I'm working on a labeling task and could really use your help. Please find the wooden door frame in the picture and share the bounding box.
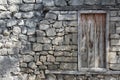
[78,10,109,71]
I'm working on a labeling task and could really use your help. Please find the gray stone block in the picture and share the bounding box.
[102,0,115,5]
[58,14,77,20]
[85,0,101,5]
[23,0,35,3]
[69,0,84,5]
[45,12,57,20]
[0,11,11,19]
[116,27,120,33]
[110,64,120,70]
[23,12,34,18]
[23,55,34,62]
[36,30,46,37]
[0,0,7,4]
[28,62,37,69]
[47,55,55,62]
[46,28,56,36]
[25,20,36,28]
[39,24,49,30]
[60,63,77,70]
[20,4,34,11]
[7,20,17,27]
[56,57,77,62]
[8,0,22,4]
[43,44,52,50]
[43,0,54,6]
[36,0,42,3]
[33,43,43,51]
[54,0,67,6]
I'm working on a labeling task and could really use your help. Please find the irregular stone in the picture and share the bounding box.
[0,20,5,27]
[23,12,34,18]
[14,13,22,19]
[27,28,35,35]
[56,57,77,62]
[109,52,117,63]
[3,29,10,36]
[20,63,27,67]
[34,4,43,10]
[0,11,11,19]
[23,55,34,62]
[8,0,22,4]
[110,11,117,17]
[21,51,35,55]
[0,42,3,48]
[33,43,42,51]
[36,71,45,79]
[58,14,77,20]
[0,0,7,4]
[37,37,51,43]
[23,0,35,3]
[0,5,7,11]
[25,20,36,28]
[69,0,84,5]
[85,0,101,5]
[54,51,64,56]
[46,28,56,36]
[111,40,120,45]
[40,56,46,62]
[116,27,120,33]
[45,12,57,20]
[20,4,34,11]
[36,51,48,55]
[47,55,55,62]
[28,36,35,42]
[48,65,58,70]
[64,75,77,80]
[53,21,62,28]
[21,26,27,34]
[39,24,49,30]
[52,37,63,45]
[54,0,67,6]
[65,27,77,33]
[13,26,21,34]
[63,21,78,27]
[43,0,54,6]
[8,5,19,12]
[102,0,115,5]
[110,46,120,51]
[36,0,42,3]
[28,74,36,80]
[36,30,46,37]
[43,44,52,50]
[54,45,71,51]
[28,62,37,69]
[7,20,17,27]
[110,34,120,39]
[5,42,13,48]
[109,22,116,33]
[110,64,120,70]
[60,63,77,70]
[39,65,47,69]
[46,74,56,80]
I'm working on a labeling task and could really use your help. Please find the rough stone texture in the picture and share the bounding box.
[0,0,119,80]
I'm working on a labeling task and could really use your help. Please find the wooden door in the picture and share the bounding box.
[79,13,106,68]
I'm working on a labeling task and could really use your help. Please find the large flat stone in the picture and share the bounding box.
[69,0,84,5]
[60,63,77,70]
[58,14,77,20]
[110,64,120,70]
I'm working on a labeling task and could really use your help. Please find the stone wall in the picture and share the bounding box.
[0,0,119,80]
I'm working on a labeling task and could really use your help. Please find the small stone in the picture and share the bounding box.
[46,74,56,80]
[25,20,36,28]
[28,74,36,80]
[37,37,51,43]
[69,0,84,5]
[8,5,19,12]
[54,0,67,6]
[0,5,7,11]
[14,13,22,19]
[3,29,10,36]
[53,21,62,28]
[13,26,21,34]
[111,40,120,46]
[0,20,5,27]
[47,55,55,62]
[0,42,3,48]
[20,4,34,11]
[110,11,117,17]
[23,55,34,62]
[8,0,22,4]
[23,0,35,3]
[36,30,46,37]
[34,4,43,10]
[116,27,120,33]
[23,12,34,18]
[27,28,35,35]
[40,56,46,62]
[110,34,120,39]
[43,0,54,6]
[45,12,57,20]
[7,20,17,27]
[46,28,56,36]
[52,37,63,45]
[28,62,37,69]
[43,44,52,50]
[0,0,7,4]
[33,43,42,51]
[18,20,24,25]
[39,24,49,30]
[110,64,120,70]
[0,11,11,19]
[58,14,77,20]
[28,36,35,42]
[21,26,27,34]
[5,42,13,48]
[36,0,42,3]
[60,63,77,70]
[36,71,45,79]
[20,63,27,67]
[109,52,117,63]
